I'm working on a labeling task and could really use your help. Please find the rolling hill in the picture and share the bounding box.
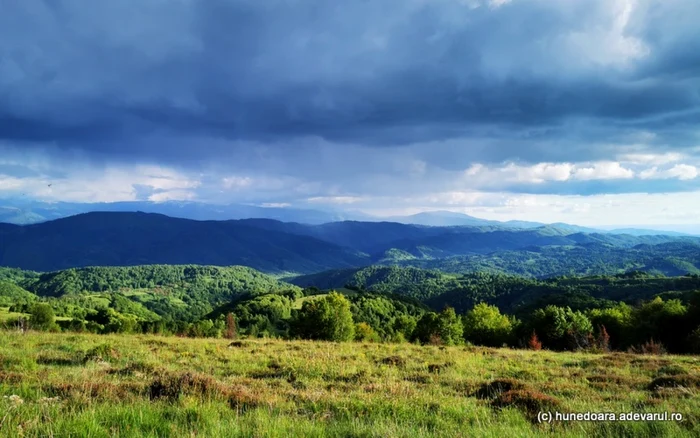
[6,264,302,322]
[1,212,699,276]
[0,212,368,273]
[289,265,700,314]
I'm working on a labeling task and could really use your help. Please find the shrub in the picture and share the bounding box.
[596,325,611,353]
[463,303,516,347]
[354,322,380,342]
[687,326,700,354]
[412,308,463,346]
[290,292,355,342]
[29,303,58,331]
[225,313,238,340]
[527,331,542,351]
[629,339,667,355]
[529,305,593,351]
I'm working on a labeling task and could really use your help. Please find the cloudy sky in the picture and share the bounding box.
[1,0,699,226]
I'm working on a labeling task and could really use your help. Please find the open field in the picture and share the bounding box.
[1,332,699,437]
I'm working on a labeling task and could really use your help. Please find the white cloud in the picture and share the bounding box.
[619,152,684,165]
[307,196,363,204]
[148,190,197,202]
[667,164,699,180]
[222,176,253,190]
[0,164,201,203]
[463,160,634,186]
[639,164,698,181]
[464,162,573,184]
[259,202,291,208]
[364,190,700,228]
[572,161,635,180]
[0,175,23,190]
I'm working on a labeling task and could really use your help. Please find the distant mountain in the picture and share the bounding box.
[2,212,699,275]
[0,200,370,225]
[387,211,503,227]
[0,212,368,273]
[385,210,601,232]
[1,200,695,237]
[604,228,695,237]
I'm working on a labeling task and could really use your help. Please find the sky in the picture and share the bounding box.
[1,0,700,227]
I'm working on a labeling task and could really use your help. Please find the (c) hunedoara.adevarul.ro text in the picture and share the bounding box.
[537,411,684,423]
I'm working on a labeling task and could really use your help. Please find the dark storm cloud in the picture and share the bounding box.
[2,0,700,220]
[1,0,699,166]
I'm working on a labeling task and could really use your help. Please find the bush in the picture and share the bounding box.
[629,339,667,355]
[687,326,700,354]
[412,308,463,346]
[463,303,516,347]
[529,306,593,350]
[290,292,355,342]
[29,303,58,331]
[527,331,542,351]
[354,322,380,342]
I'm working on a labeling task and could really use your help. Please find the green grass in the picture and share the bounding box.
[1,331,699,437]
[0,307,27,322]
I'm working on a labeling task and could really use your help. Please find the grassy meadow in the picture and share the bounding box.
[1,331,699,437]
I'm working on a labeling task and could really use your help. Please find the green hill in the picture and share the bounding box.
[13,265,301,322]
[289,265,459,300]
[0,281,37,306]
[290,266,700,314]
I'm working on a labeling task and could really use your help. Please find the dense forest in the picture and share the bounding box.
[2,264,700,354]
[390,242,700,277]
[290,265,700,313]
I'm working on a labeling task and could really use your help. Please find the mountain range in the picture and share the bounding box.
[0,200,696,236]
[1,211,700,276]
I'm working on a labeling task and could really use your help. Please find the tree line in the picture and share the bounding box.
[8,286,700,354]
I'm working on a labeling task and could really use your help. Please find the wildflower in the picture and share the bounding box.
[38,396,61,404]
[4,394,24,405]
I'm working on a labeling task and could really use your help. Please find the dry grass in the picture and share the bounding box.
[0,331,699,437]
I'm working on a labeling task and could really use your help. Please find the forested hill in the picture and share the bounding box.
[0,212,368,273]
[236,218,697,255]
[1,265,300,322]
[385,242,700,278]
[289,265,700,314]
[1,212,700,275]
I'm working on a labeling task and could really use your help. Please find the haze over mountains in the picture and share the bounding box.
[1,211,699,277]
[0,200,696,236]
